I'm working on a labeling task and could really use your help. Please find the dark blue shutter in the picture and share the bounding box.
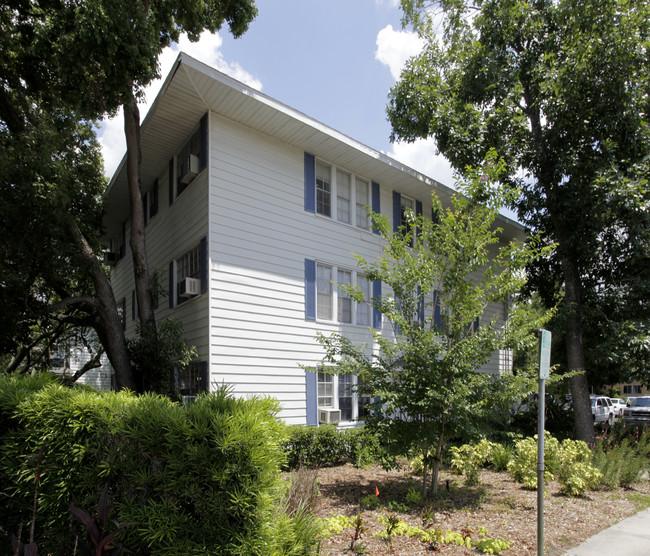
[304,258,316,320]
[199,113,208,171]
[417,286,424,324]
[372,280,382,329]
[120,221,126,259]
[200,361,209,393]
[371,181,380,235]
[305,370,318,426]
[200,236,208,294]
[142,192,148,226]
[433,289,442,330]
[168,261,174,309]
[304,152,316,213]
[168,159,174,206]
[392,191,401,234]
[151,179,159,217]
[473,316,480,334]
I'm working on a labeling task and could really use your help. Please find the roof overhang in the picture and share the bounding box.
[104,52,524,241]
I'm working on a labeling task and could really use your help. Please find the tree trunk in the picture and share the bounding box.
[67,219,135,390]
[561,254,595,444]
[123,95,155,329]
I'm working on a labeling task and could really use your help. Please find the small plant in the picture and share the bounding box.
[70,485,136,555]
[449,439,495,486]
[475,537,512,554]
[405,484,423,506]
[283,466,321,516]
[360,493,381,510]
[489,443,514,471]
[348,511,367,553]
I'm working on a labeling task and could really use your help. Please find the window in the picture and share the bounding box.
[319,372,370,422]
[400,195,415,245]
[337,269,352,323]
[356,177,370,230]
[149,179,159,218]
[624,385,643,395]
[178,361,208,402]
[171,114,208,202]
[356,275,370,326]
[336,169,351,224]
[317,263,332,319]
[316,161,331,217]
[318,372,334,407]
[173,237,207,306]
[307,154,375,230]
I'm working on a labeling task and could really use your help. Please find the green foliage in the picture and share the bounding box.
[390,0,650,436]
[488,443,514,472]
[0,373,315,555]
[449,439,495,486]
[313,153,549,496]
[507,432,602,495]
[593,427,650,489]
[282,425,382,470]
[126,319,197,395]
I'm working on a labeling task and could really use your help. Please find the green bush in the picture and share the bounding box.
[282,424,381,469]
[0,373,315,555]
[593,427,650,489]
[449,439,495,485]
[507,432,602,495]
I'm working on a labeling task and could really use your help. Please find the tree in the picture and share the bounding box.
[1,0,258,389]
[0,106,135,389]
[314,154,549,495]
[387,0,650,442]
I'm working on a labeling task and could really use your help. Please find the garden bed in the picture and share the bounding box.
[312,463,650,554]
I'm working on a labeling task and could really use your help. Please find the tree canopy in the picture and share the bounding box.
[315,154,549,495]
[388,0,650,442]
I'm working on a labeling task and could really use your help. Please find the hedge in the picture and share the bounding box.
[0,373,300,555]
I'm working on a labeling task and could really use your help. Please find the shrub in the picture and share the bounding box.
[489,443,514,472]
[507,432,602,496]
[282,424,381,470]
[593,427,650,489]
[449,439,495,486]
[0,373,312,555]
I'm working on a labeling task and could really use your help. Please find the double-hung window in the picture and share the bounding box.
[311,157,374,230]
[318,372,370,422]
[316,161,332,217]
[178,361,208,403]
[315,263,370,326]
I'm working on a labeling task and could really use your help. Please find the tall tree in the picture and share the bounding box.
[315,155,548,495]
[1,0,257,389]
[387,0,650,442]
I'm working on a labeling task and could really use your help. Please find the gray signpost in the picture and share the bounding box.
[537,329,551,556]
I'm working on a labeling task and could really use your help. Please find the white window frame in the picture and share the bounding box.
[175,244,201,304]
[176,126,201,197]
[316,263,371,327]
[178,361,206,403]
[315,158,372,231]
[318,371,370,423]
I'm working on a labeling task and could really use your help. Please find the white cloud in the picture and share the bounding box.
[375,24,424,80]
[388,138,457,189]
[98,31,261,177]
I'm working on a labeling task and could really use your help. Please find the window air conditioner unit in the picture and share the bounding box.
[318,408,341,425]
[179,277,200,297]
[179,154,200,185]
[104,251,118,266]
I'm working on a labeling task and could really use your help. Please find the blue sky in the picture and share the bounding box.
[99,0,456,188]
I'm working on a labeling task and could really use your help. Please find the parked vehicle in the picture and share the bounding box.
[622,396,650,427]
[609,398,628,416]
[590,395,614,425]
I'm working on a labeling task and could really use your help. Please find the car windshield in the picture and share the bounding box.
[630,398,650,407]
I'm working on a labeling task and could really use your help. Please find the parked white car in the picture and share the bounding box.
[609,398,628,416]
[590,396,614,426]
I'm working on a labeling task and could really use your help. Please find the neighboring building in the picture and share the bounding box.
[103,53,523,426]
[613,382,650,398]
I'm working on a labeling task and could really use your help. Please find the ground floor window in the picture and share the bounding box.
[318,371,370,422]
[177,361,207,403]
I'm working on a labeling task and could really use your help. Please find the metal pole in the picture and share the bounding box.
[537,377,545,556]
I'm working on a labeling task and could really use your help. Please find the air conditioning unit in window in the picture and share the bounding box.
[318,408,341,425]
[179,277,200,297]
[179,154,200,185]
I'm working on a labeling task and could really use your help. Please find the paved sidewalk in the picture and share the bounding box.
[563,508,650,555]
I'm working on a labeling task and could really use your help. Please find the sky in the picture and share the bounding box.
[98,0,458,189]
